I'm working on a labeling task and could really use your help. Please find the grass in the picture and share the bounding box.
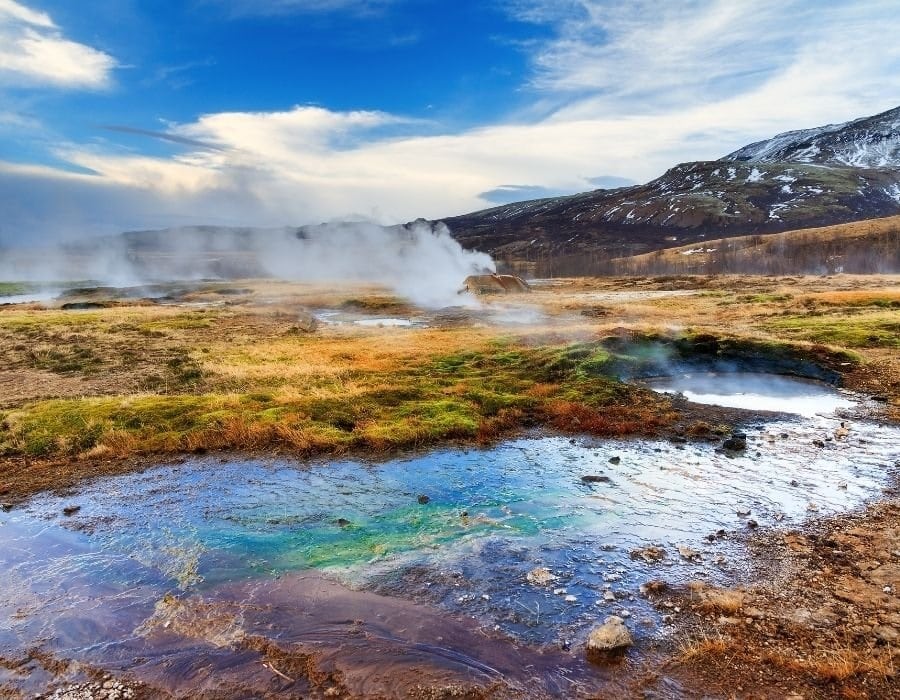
[2,275,898,479]
[0,282,34,296]
[764,310,900,348]
[0,337,676,459]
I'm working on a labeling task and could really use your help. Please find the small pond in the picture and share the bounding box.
[646,371,856,417]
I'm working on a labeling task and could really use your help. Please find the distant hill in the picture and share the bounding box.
[437,106,900,275]
[603,215,900,276]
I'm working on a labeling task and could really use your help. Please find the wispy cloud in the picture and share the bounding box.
[0,0,116,89]
[3,0,900,242]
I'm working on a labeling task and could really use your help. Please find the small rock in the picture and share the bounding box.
[581,474,611,483]
[790,479,799,487]
[630,546,667,563]
[336,518,351,527]
[873,625,899,643]
[608,456,621,465]
[585,616,633,661]
[747,519,758,529]
[564,595,578,603]
[526,567,557,586]
[417,494,430,505]
[813,439,826,448]
[603,590,617,602]
[723,433,747,451]
[63,505,81,516]
[677,545,701,562]
[737,507,751,517]
[639,580,668,596]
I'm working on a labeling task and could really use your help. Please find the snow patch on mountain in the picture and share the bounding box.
[723,106,900,168]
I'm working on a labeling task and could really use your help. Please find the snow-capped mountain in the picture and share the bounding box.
[438,106,900,266]
[723,106,900,168]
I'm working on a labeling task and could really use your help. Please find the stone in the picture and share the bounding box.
[639,580,668,596]
[63,505,81,516]
[873,625,899,643]
[630,546,667,563]
[723,433,747,451]
[586,616,633,661]
[677,545,701,561]
[416,494,430,505]
[526,567,557,586]
[581,474,611,483]
[608,456,621,465]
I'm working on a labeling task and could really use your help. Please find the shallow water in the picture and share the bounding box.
[0,291,59,305]
[2,414,898,692]
[647,371,856,417]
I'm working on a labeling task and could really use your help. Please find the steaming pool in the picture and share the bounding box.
[646,371,856,417]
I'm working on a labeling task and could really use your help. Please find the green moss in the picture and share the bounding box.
[764,312,900,348]
[0,282,33,296]
[0,339,675,460]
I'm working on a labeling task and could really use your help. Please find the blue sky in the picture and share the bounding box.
[1,0,899,242]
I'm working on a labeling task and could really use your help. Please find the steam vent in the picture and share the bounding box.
[461,273,532,294]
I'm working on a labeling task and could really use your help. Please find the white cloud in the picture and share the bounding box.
[0,0,54,28]
[0,0,116,89]
[3,0,900,242]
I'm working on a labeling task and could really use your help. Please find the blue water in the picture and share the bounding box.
[2,414,897,657]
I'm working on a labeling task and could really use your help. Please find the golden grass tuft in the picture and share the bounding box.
[676,632,731,663]
[763,647,896,683]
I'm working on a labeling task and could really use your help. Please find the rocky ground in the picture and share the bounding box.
[650,498,900,699]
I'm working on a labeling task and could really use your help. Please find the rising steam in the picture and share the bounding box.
[0,220,496,308]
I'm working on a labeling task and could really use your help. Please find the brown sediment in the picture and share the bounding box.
[649,499,900,699]
[0,571,627,699]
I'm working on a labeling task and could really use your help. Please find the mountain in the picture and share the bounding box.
[438,107,900,274]
[723,106,900,167]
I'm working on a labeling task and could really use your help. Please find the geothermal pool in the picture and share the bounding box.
[646,371,856,417]
[1,390,898,696]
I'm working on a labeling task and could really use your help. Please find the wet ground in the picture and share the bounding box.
[2,381,898,697]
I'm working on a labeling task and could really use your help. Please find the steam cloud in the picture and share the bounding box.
[0,220,496,308]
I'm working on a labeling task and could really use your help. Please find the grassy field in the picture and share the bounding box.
[608,215,900,275]
[1,275,898,498]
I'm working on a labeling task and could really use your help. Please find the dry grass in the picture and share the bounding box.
[763,647,896,683]
[676,632,731,663]
[687,582,746,614]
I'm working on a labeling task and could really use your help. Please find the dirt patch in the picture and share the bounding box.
[652,498,900,699]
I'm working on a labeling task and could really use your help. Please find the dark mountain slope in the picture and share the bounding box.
[437,107,900,272]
